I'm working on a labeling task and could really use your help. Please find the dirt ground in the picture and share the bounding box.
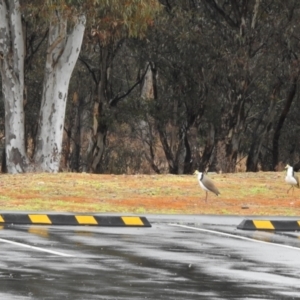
[0,172,299,216]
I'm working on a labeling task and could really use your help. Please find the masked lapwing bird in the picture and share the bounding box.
[285,164,299,194]
[193,170,220,202]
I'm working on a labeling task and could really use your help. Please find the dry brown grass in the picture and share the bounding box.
[0,172,299,216]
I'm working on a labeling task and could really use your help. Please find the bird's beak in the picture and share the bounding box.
[285,164,289,169]
[193,170,198,175]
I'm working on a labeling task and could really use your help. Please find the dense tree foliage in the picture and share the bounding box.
[1,0,300,174]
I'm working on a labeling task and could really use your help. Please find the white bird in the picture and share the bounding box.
[193,170,220,202]
[285,164,299,194]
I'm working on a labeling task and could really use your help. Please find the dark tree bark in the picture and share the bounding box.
[246,80,282,172]
[272,75,299,169]
[198,123,215,172]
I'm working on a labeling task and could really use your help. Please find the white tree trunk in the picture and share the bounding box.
[34,14,86,172]
[0,0,29,173]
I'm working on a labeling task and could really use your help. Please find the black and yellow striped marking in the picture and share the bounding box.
[237,219,300,231]
[0,214,151,227]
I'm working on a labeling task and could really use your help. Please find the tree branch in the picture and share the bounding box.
[79,55,99,84]
[202,0,238,28]
[25,29,49,67]
[109,63,151,107]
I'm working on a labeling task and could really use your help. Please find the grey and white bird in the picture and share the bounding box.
[285,164,299,194]
[193,170,220,202]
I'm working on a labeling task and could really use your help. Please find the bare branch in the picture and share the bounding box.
[79,55,99,84]
[25,29,49,67]
[109,63,151,107]
[202,0,238,28]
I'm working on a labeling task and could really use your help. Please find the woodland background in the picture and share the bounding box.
[1,0,300,175]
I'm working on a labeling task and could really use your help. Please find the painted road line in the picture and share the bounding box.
[0,238,73,257]
[0,214,151,227]
[169,224,300,251]
[237,219,300,231]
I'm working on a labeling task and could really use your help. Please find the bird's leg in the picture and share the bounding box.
[205,191,208,203]
[287,186,292,194]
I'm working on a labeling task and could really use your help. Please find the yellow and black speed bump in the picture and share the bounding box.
[237,219,300,231]
[0,214,151,227]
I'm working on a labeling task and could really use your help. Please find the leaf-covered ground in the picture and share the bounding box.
[0,172,299,216]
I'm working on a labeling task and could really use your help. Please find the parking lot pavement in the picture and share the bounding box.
[1,215,300,299]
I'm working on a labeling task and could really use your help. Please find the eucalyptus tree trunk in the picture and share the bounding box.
[199,123,215,172]
[34,13,86,172]
[0,1,86,173]
[79,93,94,172]
[0,0,29,173]
[140,62,160,173]
[246,81,281,172]
[272,74,299,170]
[212,92,246,173]
[89,46,111,173]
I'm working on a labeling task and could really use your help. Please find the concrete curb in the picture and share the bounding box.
[0,213,151,227]
[237,219,300,231]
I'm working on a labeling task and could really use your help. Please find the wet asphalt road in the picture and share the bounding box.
[1,215,300,300]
